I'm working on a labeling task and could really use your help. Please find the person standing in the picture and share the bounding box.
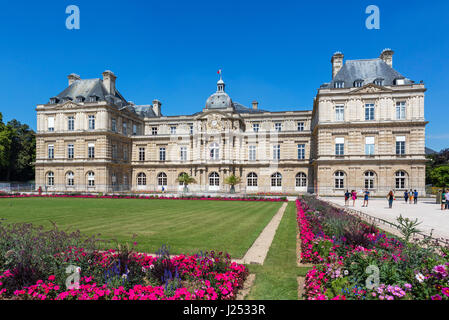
[409,189,414,204]
[387,190,394,208]
[413,190,418,204]
[351,190,357,207]
[362,189,370,207]
[404,190,409,204]
[445,189,449,210]
[442,189,446,211]
[344,190,350,206]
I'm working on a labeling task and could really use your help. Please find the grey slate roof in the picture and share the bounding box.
[133,105,158,118]
[323,58,412,89]
[233,102,267,114]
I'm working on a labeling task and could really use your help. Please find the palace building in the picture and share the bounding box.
[35,49,427,196]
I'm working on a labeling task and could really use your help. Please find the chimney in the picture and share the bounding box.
[153,99,162,117]
[68,73,81,86]
[252,100,258,110]
[102,70,117,95]
[331,52,344,79]
[380,48,394,67]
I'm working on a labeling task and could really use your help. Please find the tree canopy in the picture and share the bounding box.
[426,148,449,187]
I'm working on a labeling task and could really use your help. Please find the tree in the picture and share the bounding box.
[224,174,241,194]
[176,173,196,192]
[429,165,449,188]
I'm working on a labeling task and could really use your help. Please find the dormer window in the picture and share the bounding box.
[88,95,99,103]
[394,78,405,85]
[374,78,384,86]
[49,97,59,105]
[354,80,364,88]
[76,96,85,103]
[334,81,344,89]
[62,96,72,103]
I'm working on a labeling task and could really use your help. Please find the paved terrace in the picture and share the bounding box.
[322,197,449,240]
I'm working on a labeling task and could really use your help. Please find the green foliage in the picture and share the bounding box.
[176,173,197,186]
[396,215,422,243]
[224,175,241,186]
[429,165,449,188]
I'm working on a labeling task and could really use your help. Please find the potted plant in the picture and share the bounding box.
[224,174,241,194]
[176,173,196,193]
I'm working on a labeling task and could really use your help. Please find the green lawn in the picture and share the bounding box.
[0,198,282,259]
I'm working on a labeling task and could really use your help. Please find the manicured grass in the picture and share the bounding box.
[0,198,282,259]
[245,202,313,300]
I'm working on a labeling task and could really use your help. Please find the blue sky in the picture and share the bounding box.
[0,0,448,151]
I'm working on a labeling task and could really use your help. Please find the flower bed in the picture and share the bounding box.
[297,197,449,300]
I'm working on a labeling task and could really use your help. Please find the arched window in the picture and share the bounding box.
[137,173,146,186]
[395,171,407,189]
[47,171,55,186]
[364,171,376,189]
[247,172,258,187]
[157,172,167,186]
[66,171,74,186]
[87,171,95,187]
[271,172,282,187]
[178,172,187,186]
[209,172,219,186]
[296,172,307,187]
[210,142,219,160]
[334,171,345,189]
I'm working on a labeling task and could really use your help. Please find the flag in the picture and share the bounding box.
[217,69,222,75]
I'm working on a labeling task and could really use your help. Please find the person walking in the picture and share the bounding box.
[409,189,414,204]
[404,190,409,204]
[413,189,418,204]
[442,189,446,211]
[344,190,350,206]
[387,190,394,208]
[362,189,370,207]
[351,190,357,207]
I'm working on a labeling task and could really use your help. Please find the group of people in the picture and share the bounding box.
[344,189,371,207]
[441,189,449,210]
[344,189,419,209]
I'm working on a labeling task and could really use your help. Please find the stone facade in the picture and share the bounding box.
[35,50,427,196]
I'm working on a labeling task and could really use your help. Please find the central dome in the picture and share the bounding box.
[205,78,234,110]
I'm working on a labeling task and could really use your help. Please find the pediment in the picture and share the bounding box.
[350,83,392,94]
[45,101,80,110]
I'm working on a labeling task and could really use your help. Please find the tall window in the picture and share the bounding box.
[274,123,282,132]
[297,144,305,160]
[365,137,375,155]
[271,172,282,187]
[111,118,116,132]
[48,116,55,132]
[395,171,407,189]
[297,122,304,131]
[210,143,219,160]
[158,172,167,186]
[296,172,307,187]
[152,127,158,135]
[123,122,127,135]
[335,138,344,156]
[111,173,117,186]
[88,143,95,159]
[252,123,260,132]
[68,116,75,131]
[47,172,54,186]
[396,101,406,120]
[48,145,54,159]
[248,145,256,161]
[159,147,166,161]
[112,145,117,159]
[137,172,146,186]
[66,171,74,186]
[87,172,95,186]
[123,146,128,161]
[273,145,281,160]
[133,124,137,135]
[335,105,344,121]
[180,146,187,161]
[365,171,375,189]
[139,147,145,161]
[209,172,219,186]
[190,125,194,135]
[170,126,177,135]
[88,115,95,130]
[365,104,375,121]
[247,172,258,187]
[334,171,345,189]
[68,144,74,159]
[396,136,406,155]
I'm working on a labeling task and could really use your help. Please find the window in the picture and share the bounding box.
[87,172,95,186]
[297,144,305,160]
[395,171,407,189]
[365,171,375,189]
[334,171,345,189]
[88,143,95,159]
[275,123,282,132]
[396,136,406,155]
[48,117,55,132]
[66,171,74,186]
[133,124,137,135]
[88,115,95,130]
[111,118,116,132]
[89,96,98,103]
[152,127,158,135]
[123,146,128,161]
[112,145,117,159]
[47,172,54,186]
[296,172,307,187]
[139,147,145,161]
[396,101,406,120]
[249,145,256,161]
[111,173,117,186]
[335,105,344,121]
[365,137,375,155]
[48,145,54,159]
[190,125,194,135]
[354,80,363,87]
[252,123,260,132]
[271,172,282,187]
[49,98,58,104]
[159,147,166,161]
[170,126,177,135]
[137,173,146,186]
[210,143,219,160]
[209,172,219,186]
[297,122,304,132]
[334,81,344,88]
[180,146,187,161]
[247,172,258,187]
[273,145,281,160]
[68,144,74,159]
[68,116,75,131]
[123,122,127,135]
[365,104,375,121]
[374,79,384,86]
[157,172,167,186]
[335,138,344,156]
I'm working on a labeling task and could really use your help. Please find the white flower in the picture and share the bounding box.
[76,267,81,273]
[150,265,155,270]
[415,273,425,283]
[344,270,349,276]
[121,274,128,279]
